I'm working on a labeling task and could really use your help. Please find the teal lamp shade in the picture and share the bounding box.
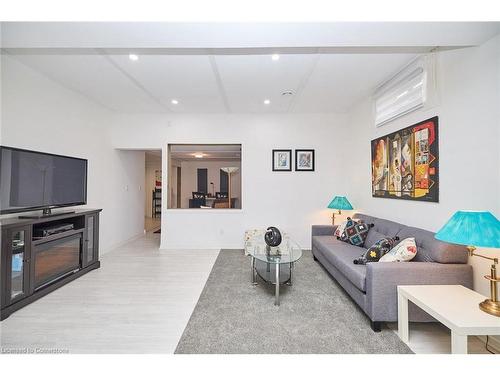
[435,211,500,248]
[327,196,353,211]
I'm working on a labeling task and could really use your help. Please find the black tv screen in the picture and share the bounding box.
[0,146,87,214]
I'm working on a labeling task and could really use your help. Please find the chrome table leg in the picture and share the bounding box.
[275,263,280,306]
[251,257,257,284]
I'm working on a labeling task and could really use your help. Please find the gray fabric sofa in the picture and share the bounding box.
[311,213,473,331]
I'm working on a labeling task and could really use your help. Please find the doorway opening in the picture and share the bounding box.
[145,150,162,233]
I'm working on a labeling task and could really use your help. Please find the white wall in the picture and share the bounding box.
[345,35,500,299]
[178,159,241,208]
[110,114,349,249]
[1,55,146,253]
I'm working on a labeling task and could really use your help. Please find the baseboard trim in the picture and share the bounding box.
[161,243,239,250]
[160,246,222,251]
[160,245,313,251]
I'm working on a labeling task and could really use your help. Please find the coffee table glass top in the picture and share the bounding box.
[245,232,302,264]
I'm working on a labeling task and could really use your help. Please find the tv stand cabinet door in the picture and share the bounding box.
[1,225,32,307]
[82,213,99,268]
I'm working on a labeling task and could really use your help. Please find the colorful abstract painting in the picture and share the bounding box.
[371,117,439,202]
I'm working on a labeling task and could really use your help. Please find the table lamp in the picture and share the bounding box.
[220,167,239,208]
[327,196,353,225]
[435,211,500,317]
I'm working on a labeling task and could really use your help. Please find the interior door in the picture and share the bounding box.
[176,167,181,208]
[197,168,208,194]
[220,169,229,193]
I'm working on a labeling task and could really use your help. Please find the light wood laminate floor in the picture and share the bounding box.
[144,216,161,232]
[0,233,219,354]
[387,323,491,354]
[0,233,493,354]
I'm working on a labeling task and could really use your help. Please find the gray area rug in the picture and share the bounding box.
[175,249,413,354]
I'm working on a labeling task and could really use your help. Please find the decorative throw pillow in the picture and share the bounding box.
[363,229,390,250]
[340,218,374,247]
[244,229,266,255]
[353,236,399,265]
[334,217,354,238]
[379,237,418,262]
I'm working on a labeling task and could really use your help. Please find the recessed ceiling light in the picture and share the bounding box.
[129,54,139,61]
[271,54,280,61]
[171,99,179,105]
[194,153,204,158]
[264,99,271,105]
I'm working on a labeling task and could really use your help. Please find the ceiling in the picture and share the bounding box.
[3,22,499,114]
[8,52,419,113]
[170,144,241,161]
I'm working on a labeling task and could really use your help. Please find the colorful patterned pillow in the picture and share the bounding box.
[340,218,374,247]
[353,236,399,265]
[379,237,417,262]
[334,217,355,238]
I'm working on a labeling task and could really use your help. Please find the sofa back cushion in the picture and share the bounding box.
[353,213,468,264]
[396,226,468,264]
[353,213,404,249]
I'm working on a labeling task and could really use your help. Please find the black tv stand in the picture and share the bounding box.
[1,208,101,320]
[19,209,76,219]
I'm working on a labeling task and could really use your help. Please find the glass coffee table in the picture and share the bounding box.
[245,232,302,306]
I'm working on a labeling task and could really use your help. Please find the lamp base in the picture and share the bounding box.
[479,299,500,317]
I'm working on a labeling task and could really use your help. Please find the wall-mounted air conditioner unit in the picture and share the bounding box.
[373,54,437,127]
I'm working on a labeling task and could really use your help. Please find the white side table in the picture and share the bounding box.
[398,285,500,354]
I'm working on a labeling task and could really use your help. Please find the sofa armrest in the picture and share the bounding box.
[365,262,473,322]
[311,225,337,237]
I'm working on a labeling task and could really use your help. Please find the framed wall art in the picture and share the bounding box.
[272,149,292,171]
[371,116,439,202]
[295,149,315,171]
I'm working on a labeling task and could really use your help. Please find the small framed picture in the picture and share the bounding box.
[272,149,292,171]
[295,149,315,171]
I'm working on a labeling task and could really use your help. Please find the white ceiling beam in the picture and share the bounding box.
[2,46,449,55]
[2,22,499,49]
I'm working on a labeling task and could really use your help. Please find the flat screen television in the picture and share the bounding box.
[0,146,87,215]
